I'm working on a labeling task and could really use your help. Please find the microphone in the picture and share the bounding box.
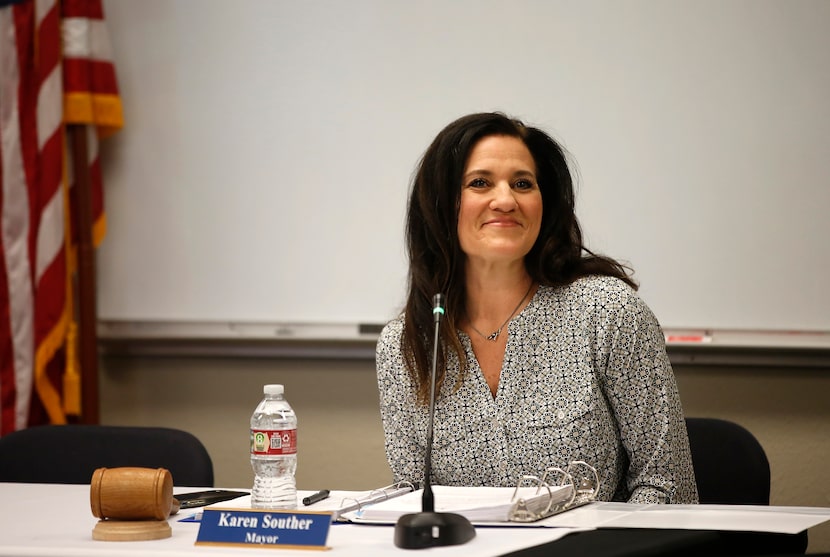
[394,293,476,549]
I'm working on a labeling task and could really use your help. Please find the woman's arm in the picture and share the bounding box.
[596,281,699,504]
[376,318,425,486]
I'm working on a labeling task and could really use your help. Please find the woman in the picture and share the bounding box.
[376,112,698,504]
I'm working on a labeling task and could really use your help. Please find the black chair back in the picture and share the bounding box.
[0,424,213,487]
[685,417,808,554]
[685,417,770,505]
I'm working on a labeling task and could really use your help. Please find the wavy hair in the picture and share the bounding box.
[402,112,635,403]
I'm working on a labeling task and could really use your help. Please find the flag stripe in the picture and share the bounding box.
[35,0,59,62]
[0,1,35,433]
[63,17,112,59]
[36,67,63,151]
[34,159,63,280]
[61,0,103,20]
[32,0,68,425]
[64,59,119,97]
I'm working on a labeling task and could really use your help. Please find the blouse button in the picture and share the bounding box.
[557,410,566,420]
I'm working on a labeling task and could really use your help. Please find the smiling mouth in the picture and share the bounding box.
[483,219,520,227]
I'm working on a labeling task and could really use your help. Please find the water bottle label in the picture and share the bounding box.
[250,429,297,455]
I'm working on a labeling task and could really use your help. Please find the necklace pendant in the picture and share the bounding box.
[486,330,500,341]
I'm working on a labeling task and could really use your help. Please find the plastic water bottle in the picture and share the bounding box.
[250,384,297,509]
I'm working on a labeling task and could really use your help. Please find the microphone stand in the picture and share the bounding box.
[394,294,476,549]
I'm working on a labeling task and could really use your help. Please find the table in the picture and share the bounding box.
[0,482,578,557]
[0,483,808,556]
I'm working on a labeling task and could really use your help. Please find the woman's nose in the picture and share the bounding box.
[489,182,518,211]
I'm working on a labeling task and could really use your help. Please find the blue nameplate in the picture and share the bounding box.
[195,508,332,550]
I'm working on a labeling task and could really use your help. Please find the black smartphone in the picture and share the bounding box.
[174,489,249,509]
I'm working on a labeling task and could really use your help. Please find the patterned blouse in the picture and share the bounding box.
[376,275,699,504]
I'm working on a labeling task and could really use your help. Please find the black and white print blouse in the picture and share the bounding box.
[376,275,699,504]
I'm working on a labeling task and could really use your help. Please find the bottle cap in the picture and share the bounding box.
[264,384,284,395]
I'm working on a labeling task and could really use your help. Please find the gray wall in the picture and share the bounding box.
[99,354,830,553]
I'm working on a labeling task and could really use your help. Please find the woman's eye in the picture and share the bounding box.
[514,179,535,190]
[468,178,488,189]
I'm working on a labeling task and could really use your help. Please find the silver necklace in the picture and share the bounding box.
[467,282,534,342]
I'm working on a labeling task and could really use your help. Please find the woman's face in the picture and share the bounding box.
[457,134,543,266]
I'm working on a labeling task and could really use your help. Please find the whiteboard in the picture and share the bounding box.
[96,0,830,333]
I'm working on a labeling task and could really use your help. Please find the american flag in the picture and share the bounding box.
[0,0,122,434]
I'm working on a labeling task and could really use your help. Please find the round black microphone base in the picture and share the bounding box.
[394,511,476,549]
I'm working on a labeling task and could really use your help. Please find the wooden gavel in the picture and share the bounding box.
[90,467,180,521]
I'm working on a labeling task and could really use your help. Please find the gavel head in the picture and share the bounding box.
[90,467,174,521]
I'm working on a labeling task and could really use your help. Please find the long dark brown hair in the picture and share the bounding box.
[402,112,635,403]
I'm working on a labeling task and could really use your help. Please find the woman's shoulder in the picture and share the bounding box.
[379,314,405,335]
[574,274,638,297]
[376,314,405,353]
[537,274,653,321]
[575,273,634,289]
[540,274,638,302]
